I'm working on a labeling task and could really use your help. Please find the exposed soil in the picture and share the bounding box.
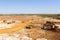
[0,16,60,40]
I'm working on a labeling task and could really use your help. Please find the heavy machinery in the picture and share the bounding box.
[0,19,59,34]
[41,21,58,30]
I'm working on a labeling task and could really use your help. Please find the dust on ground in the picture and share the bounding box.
[0,15,60,40]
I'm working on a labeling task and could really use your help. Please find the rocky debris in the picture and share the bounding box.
[36,38,47,40]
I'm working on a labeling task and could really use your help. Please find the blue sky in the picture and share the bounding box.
[0,0,60,14]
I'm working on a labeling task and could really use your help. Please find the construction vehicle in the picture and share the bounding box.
[41,21,58,30]
[0,19,59,34]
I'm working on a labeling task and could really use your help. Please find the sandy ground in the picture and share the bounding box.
[0,16,60,40]
[27,27,60,40]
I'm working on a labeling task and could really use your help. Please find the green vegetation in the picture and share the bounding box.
[0,14,60,17]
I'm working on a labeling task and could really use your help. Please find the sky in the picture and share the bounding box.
[0,0,60,14]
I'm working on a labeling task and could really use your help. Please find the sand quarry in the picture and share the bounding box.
[0,15,60,40]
